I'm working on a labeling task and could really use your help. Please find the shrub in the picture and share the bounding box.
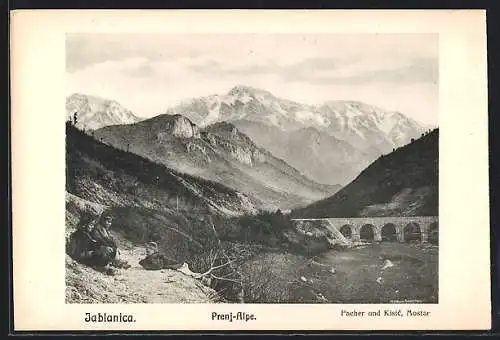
[188,246,243,303]
[241,253,292,303]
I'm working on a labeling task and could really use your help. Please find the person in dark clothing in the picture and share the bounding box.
[68,211,130,275]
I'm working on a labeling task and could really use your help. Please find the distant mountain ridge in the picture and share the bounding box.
[66,93,142,130]
[167,85,430,147]
[94,114,339,210]
[291,129,439,219]
[164,85,431,185]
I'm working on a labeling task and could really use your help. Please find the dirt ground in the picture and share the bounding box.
[65,245,219,304]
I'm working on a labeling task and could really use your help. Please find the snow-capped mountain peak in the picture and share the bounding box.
[66,93,143,130]
[165,85,428,153]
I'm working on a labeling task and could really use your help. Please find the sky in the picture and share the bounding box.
[66,33,438,125]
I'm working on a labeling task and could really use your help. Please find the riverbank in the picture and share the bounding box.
[238,242,438,303]
[316,242,438,303]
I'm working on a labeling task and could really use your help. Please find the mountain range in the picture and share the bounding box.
[164,85,431,185]
[67,86,432,208]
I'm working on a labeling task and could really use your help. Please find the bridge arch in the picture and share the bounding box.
[381,223,398,242]
[339,224,353,239]
[360,224,375,242]
[404,222,422,243]
[428,222,438,245]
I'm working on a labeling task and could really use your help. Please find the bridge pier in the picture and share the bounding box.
[352,228,361,242]
[421,232,428,243]
[396,225,405,243]
[421,224,429,243]
[374,228,382,242]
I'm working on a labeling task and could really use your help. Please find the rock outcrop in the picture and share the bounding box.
[170,115,201,139]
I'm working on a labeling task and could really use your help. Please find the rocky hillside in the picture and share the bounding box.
[94,114,337,210]
[67,122,259,217]
[66,93,142,131]
[164,85,431,185]
[292,129,439,218]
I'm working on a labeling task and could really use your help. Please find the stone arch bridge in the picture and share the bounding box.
[291,216,438,245]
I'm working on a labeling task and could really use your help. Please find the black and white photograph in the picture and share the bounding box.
[11,9,492,331]
[65,32,439,304]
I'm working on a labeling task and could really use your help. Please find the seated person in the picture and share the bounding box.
[68,210,130,275]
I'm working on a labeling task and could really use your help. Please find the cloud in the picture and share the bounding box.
[67,33,438,72]
[70,52,437,86]
[283,57,438,85]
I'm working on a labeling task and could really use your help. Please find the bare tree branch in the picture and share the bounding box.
[210,273,243,285]
[200,259,235,277]
[175,258,235,279]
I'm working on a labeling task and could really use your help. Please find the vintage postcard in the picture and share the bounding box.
[11,10,490,331]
